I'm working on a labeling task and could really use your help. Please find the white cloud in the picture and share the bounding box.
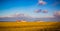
[42,10,48,13]
[30,14,54,18]
[0,13,30,18]
[54,11,60,18]
[38,0,46,5]
[0,12,54,18]
[34,9,41,13]
[0,13,54,18]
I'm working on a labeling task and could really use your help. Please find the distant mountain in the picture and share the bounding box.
[0,13,60,22]
[0,17,60,22]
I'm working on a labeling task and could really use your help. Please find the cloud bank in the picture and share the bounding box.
[54,11,60,18]
[0,11,60,22]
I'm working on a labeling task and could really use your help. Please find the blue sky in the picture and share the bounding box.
[0,0,60,17]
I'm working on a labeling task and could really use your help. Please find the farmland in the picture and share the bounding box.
[0,22,60,31]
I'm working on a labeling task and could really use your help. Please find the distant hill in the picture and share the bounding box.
[0,16,60,22]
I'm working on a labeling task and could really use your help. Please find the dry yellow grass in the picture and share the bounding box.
[0,22,60,31]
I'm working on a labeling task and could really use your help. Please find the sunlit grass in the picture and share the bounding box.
[0,22,60,31]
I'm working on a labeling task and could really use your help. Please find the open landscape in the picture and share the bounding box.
[0,22,60,31]
[0,0,60,31]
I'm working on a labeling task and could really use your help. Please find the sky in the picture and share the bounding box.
[0,0,60,21]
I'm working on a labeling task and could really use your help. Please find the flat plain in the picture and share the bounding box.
[0,22,60,31]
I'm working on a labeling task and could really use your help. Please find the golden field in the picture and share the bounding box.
[0,22,60,31]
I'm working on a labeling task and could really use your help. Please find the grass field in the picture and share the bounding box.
[0,22,60,31]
